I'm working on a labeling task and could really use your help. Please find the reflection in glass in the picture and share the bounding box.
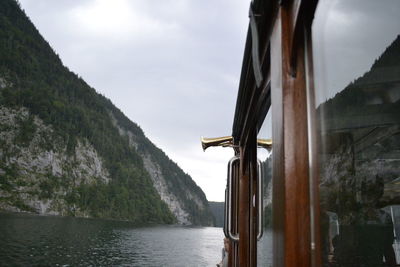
[313,0,400,266]
[257,111,272,267]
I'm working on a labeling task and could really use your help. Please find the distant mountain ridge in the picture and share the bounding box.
[318,35,400,130]
[317,34,400,206]
[209,201,224,227]
[0,0,213,225]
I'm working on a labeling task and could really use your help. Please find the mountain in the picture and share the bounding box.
[208,201,224,227]
[317,35,400,207]
[0,0,214,225]
[317,35,400,131]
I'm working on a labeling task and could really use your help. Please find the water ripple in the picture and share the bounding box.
[0,213,224,266]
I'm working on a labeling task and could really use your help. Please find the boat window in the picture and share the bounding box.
[257,110,273,266]
[312,0,400,266]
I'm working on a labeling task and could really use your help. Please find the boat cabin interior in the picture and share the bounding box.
[203,0,400,266]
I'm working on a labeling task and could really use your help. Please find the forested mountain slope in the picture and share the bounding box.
[0,0,213,225]
[318,35,400,127]
[317,35,400,206]
[208,201,224,227]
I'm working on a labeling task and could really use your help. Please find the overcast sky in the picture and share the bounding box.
[312,0,400,105]
[18,0,250,202]
[18,0,399,202]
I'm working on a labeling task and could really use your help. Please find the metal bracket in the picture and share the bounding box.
[257,159,264,240]
[226,156,240,242]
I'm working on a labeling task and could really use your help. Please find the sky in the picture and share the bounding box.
[18,0,250,202]
[312,0,400,105]
[17,0,400,202]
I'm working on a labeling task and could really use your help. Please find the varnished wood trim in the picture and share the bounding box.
[283,0,319,75]
[271,12,286,267]
[271,4,312,267]
[230,1,321,266]
[239,146,251,267]
[283,5,311,266]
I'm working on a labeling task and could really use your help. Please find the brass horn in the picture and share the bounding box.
[201,136,272,151]
[257,139,272,150]
[201,136,233,151]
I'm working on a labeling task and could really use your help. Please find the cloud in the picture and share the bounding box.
[167,145,235,202]
[68,0,181,43]
[313,0,400,104]
[19,0,250,201]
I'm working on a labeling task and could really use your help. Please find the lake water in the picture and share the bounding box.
[0,212,225,266]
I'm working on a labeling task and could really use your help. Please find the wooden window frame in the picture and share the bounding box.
[231,0,320,266]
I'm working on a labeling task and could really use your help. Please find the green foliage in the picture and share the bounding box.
[109,107,214,225]
[15,114,36,145]
[0,0,213,225]
[73,180,175,224]
[13,197,36,212]
[0,164,17,192]
[38,174,60,200]
[0,0,176,224]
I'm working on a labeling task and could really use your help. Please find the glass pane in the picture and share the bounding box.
[312,1,400,266]
[257,111,273,267]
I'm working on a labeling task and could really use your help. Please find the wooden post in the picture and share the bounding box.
[270,3,312,267]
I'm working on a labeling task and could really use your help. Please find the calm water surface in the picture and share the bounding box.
[0,212,224,266]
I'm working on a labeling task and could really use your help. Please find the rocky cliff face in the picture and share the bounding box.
[0,0,214,225]
[317,35,400,211]
[0,103,212,225]
[110,113,212,225]
[0,106,110,215]
[142,154,191,225]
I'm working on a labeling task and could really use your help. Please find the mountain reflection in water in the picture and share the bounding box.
[0,212,224,266]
